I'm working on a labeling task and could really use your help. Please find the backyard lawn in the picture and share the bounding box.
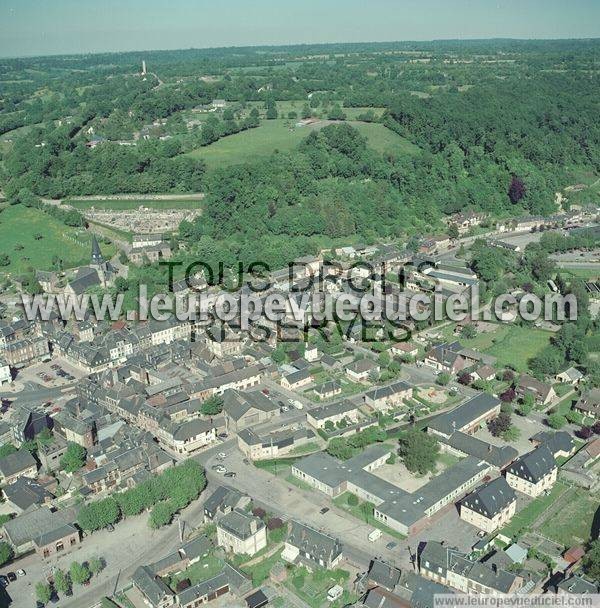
[333,492,407,540]
[241,549,283,586]
[0,205,115,274]
[286,565,354,608]
[500,481,568,539]
[537,486,600,546]
[171,554,225,586]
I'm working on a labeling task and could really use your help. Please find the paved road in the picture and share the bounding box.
[202,445,481,575]
[4,485,213,608]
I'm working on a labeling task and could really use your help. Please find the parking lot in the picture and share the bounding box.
[13,356,85,390]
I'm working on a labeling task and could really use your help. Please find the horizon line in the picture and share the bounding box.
[2,35,600,61]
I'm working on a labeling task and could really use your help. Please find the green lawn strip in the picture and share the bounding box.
[241,549,283,586]
[500,480,568,539]
[333,492,406,541]
[288,441,322,456]
[185,119,419,169]
[537,486,600,546]
[170,554,225,586]
[286,566,352,608]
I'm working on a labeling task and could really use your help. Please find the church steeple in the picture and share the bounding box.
[91,234,104,266]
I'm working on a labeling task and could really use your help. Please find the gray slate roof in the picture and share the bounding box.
[459,476,516,518]
[428,393,500,437]
[0,448,37,479]
[506,445,556,484]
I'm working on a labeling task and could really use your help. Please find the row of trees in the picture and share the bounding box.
[36,558,104,604]
[77,460,206,532]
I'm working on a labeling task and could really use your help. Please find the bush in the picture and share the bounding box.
[267,517,283,530]
[347,494,359,507]
[436,372,451,386]
[0,542,13,567]
[70,561,91,585]
[547,413,567,429]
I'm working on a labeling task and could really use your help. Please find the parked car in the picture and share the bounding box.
[386,541,397,550]
[320,507,329,514]
[217,452,226,459]
[6,572,16,582]
[224,472,236,478]
[16,569,25,577]
[0,575,8,587]
[261,388,270,395]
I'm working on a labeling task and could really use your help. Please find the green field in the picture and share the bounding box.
[501,480,568,539]
[537,486,600,546]
[0,205,115,274]
[186,119,420,169]
[438,322,552,372]
[484,325,553,372]
[66,198,203,210]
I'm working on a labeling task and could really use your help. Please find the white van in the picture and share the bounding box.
[368,528,382,542]
[327,585,343,602]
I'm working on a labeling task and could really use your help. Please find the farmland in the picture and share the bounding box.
[186,119,420,169]
[0,205,115,274]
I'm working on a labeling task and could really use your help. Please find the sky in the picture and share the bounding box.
[0,0,599,58]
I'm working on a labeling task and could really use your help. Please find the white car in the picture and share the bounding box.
[16,569,25,577]
[217,452,226,459]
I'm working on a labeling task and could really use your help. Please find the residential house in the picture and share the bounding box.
[313,380,341,400]
[345,359,380,382]
[458,477,517,533]
[419,541,523,595]
[390,342,419,359]
[557,575,600,595]
[132,565,175,608]
[281,368,312,391]
[178,563,250,608]
[424,341,495,374]
[52,411,96,448]
[306,400,360,430]
[505,445,557,497]
[203,486,245,522]
[555,367,584,385]
[282,520,342,570]
[573,388,600,419]
[0,449,37,484]
[529,431,575,460]
[3,477,53,513]
[516,374,556,406]
[363,381,413,412]
[216,509,267,556]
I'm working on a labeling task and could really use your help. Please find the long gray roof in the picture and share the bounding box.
[428,393,500,436]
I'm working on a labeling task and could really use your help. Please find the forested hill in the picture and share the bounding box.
[1,39,599,268]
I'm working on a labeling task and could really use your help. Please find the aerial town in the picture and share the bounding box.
[1,7,600,608]
[0,202,598,608]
